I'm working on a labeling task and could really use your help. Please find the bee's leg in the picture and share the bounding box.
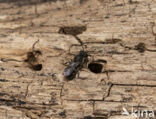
[61,59,72,66]
[63,61,70,66]
[76,70,83,79]
[86,54,95,67]
[61,57,72,66]
[77,72,80,78]
[76,72,87,80]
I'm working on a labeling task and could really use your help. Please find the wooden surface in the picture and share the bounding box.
[0,0,156,119]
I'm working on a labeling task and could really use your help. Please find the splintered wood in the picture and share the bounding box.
[0,0,155,119]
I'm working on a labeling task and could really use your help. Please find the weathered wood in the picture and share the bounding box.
[0,0,155,119]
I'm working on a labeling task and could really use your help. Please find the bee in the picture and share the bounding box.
[63,50,88,80]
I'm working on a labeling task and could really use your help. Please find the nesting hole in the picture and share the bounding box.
[31,64,42,71]
[25,50,41,63]
[25,50,42,71]
[135,42,146,53]
[105,38,122,44]
[58,26,87,36]
[88,62,103,73]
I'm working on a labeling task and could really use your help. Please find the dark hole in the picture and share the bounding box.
[25,50,41,61]
[18,100,26,105]
[105,38,122,44]
[84,116,92,119]
[25,51,40,63]
[58,26,87,36]
[88,62,103,73]
[0,79,8,82]
[135,42,146,53]
[0,92,7,96]
[32,64,42,71]
[96,59,107,64]
[59,110,66,117]
[6,102,13,106]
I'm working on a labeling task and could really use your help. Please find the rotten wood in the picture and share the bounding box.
[0,0,156,119]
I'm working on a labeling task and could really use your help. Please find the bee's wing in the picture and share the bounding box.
[63,62,79,77]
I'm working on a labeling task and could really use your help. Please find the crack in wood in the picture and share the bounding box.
[151,22,156,45]
[103,83,113,100]
[0,79,9,82]
[60,83,64,105]
[103,70,132,73]
[24,81,32,99]
[113,83,156,87]
[120,42,156,53]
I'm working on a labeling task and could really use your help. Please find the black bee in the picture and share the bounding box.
[63,51,88,80]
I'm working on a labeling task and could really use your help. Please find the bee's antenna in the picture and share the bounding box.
[82,44,87,51]
[74,35,83,46]
[73,35,87,52]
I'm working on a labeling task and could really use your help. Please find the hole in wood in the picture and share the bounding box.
[31,64,42,71]
[134,42,146,53]
[25,50,42,71]
[24,50,41,63]
[88,62,103,73]
[105,38,122,44]
[95,59,107,64]
[58,26,87,36]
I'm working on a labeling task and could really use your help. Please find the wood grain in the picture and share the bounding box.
[0,0,155,119]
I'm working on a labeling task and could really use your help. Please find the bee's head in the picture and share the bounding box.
[79,51,88,57]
